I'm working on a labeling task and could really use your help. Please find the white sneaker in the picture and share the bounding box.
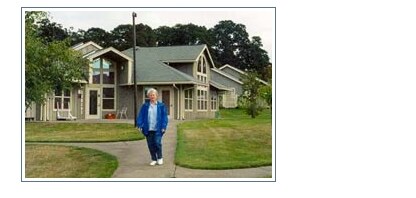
[157,158,163,165]
[149,161,157,166]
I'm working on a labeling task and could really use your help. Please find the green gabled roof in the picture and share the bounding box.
[123,45,207,83]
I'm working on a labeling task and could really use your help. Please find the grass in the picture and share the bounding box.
[175,108,272,169]
[25,123,144,142]
[25,123,140,178]
[25,144,118,178]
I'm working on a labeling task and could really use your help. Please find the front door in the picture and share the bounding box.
[86,88,100,119]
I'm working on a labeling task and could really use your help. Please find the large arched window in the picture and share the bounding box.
[197,55,207,83]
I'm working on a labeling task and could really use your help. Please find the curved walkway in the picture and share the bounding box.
[57,119,272,178]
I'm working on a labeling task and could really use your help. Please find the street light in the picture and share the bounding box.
[132,12,138,127]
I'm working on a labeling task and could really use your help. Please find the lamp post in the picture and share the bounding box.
[132,12,138,127]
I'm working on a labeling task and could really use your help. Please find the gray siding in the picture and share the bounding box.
[117,86,136,119]
[169,62,194,77]
[117,60,129,85]
[221,67,243,80]
[211,71,243,95]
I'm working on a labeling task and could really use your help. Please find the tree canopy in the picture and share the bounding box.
[28,12,272,82]
[240,72,264,118]
[25,11,88,110]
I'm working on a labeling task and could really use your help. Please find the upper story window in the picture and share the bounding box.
[92,58,115,85]
[197,55,207,83]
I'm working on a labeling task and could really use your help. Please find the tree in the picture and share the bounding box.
[110,23,156,51]
[135,23,157,47]
[260,64,272,83]
[68,28,86,46]
[155,24,211,46]
[259,83,272,111]
[209,20,250,68]
[84,27,111,47]
[240,72,264,118]
[25,11,88,111]
[239,36,271,73]
[37,18,69,43]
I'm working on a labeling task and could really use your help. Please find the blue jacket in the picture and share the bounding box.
[136,101,168,136]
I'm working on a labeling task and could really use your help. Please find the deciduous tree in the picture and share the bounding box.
[240,71,264,118]
[25,11,88,111]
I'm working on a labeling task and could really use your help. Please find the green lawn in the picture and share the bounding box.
[25,122,141,178]
[25,144,117,178]
[26,123,144,142]
[24,108,272,176]
[175,108,272,169]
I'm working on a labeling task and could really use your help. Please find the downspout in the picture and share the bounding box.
[180,84,184,120]
[173,84,180,120]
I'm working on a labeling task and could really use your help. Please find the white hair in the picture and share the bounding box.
[147,88,158,97]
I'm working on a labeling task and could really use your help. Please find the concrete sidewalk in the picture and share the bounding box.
[60,119,272,178]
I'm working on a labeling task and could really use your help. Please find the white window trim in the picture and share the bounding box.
[54,90,71,110]
[197,55,208,84]
[197,86,208,111]
[102,87,116,110]
[184,88,193,111]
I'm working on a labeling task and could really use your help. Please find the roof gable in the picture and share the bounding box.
[86,47,132,62]
[72,41,103,52]
[123,47,202,84]
[211,68,243,84]
[218,64,269,85]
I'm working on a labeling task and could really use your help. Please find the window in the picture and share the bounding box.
[197,86,208,110]
[54,89,71,110]
[91,58,116,110]
[92,59,100,84]
[102,88,115,109]
[184,88,193,111]
[92,58,115,85]
[197,55,208,83]
[211,91,217,110]
[102,59,115,84]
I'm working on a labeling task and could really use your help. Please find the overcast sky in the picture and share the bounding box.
[48,8,274,58]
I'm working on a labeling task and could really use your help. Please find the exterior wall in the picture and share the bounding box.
[25,102,36,121]
[31,89,79,121]
[184,109,216,119]
[211,70,243,108]
[182,84,217,120]
[117,85,135,119]
[72,87,84,119]
[221,89,238,108]
[117,60,129,85]
[211,71,243,95]
[37,96,53,121]
[169,62,194,76]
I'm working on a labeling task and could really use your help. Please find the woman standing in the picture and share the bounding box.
[136,88,168,166]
